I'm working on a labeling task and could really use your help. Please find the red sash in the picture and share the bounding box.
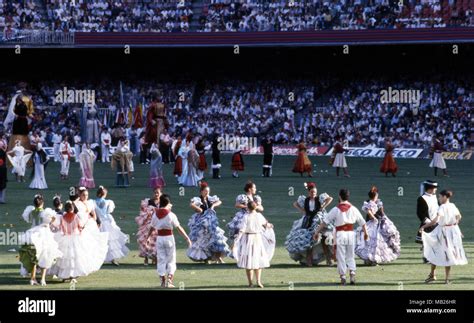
[158,229,172,236]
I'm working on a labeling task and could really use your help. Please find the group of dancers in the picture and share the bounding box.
[134,181,275,288]
[292,135,449,178]
[16,176,467,288]
[18,186,129,286]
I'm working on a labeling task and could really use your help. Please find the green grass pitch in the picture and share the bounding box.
[0,154,472,290]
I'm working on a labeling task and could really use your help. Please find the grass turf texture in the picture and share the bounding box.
[0,154,473,290]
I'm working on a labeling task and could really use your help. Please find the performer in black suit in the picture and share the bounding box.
[261,136,273,177]
[416,180,439,263]
[211,134,221,179]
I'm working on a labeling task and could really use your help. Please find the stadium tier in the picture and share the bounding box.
[0,0,473,46]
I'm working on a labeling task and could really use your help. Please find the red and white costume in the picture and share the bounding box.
[59,140,73,176]
[150,208,180,277]
[324,203,366,277]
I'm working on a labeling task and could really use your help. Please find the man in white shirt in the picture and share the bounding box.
[149,195,191,288]
[314,189,368,285]
[59,136,73,180]
[52,132,62,162]
[74,132,81,163]
[100,128,111,163]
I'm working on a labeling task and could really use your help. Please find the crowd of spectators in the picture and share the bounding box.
[1,0,472,35]
[0,76,471,151]
[198,0,473,32]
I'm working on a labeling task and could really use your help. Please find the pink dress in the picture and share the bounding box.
[135,198,159,258]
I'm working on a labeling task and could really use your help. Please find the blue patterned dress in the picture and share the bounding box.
[187,195,230,261]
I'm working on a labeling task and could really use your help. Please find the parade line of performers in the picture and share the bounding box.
[0,131,451,201]
[15,179,466,288]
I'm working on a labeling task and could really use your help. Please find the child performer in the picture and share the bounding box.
[314,189,368,285]
[149,194,192,288]
[233,201,273,288]
[420,190,467,284]
[94,186,129,265]
[19,208,62,286]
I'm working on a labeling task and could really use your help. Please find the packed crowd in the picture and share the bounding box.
[278,78,472,149]
[1,0,473,35]
[45,0,194,32]
[0,77,472,151]
[198,0,474,31]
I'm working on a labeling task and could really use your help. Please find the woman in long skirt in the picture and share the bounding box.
[7,140,32,182]
[73,187,108,271]
[94,186,129,265]
[285,182,334,266]
[19,194,45,277]
[178,139,201,187]
[29,143,49,190]
[50,201,104,282]
[79,143,96,189]
[149,143,166,189]
[292,140,312,177]
[19,208,62,286]
[233,201,273,288]
[355,186,401,265]
[135,188,161,265]
[421,190,467,284]
[187,182,229,263]
[331,135,350,177]
[380,139,398,177]
[228,181,275,260]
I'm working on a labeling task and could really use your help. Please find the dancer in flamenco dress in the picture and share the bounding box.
[19,208,62,286]
[186,182,229,264]
[94,186,129,266]
[135,188,161,265]
[50,201,105,282]
[355,186,401,265]
[285,182,334,266]
[149,143,166,189]
[72,187,108,271]
[228,181,275,260]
